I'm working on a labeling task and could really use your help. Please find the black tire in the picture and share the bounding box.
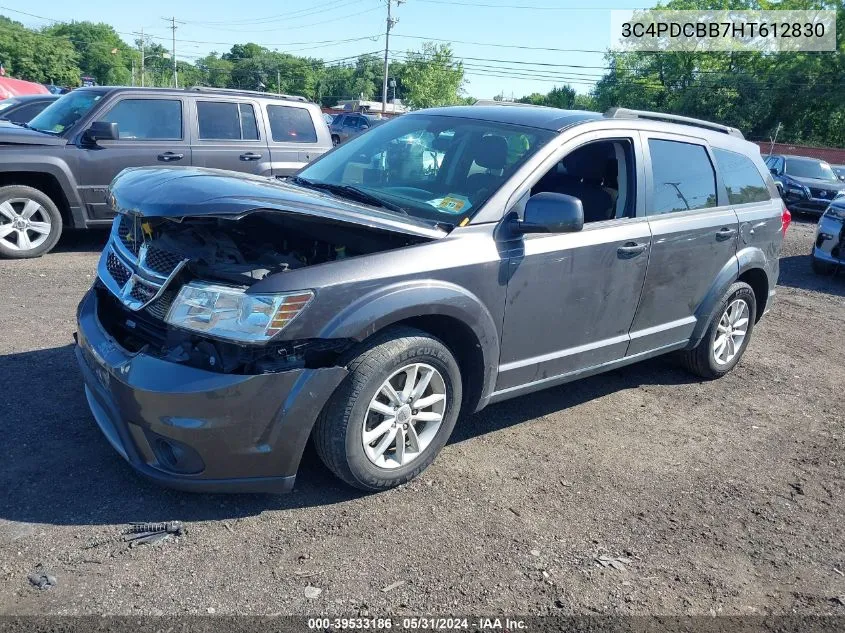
[313,327,462,491]
[0,185,63,259]
[679,281,757,380]
[811,255,835,275]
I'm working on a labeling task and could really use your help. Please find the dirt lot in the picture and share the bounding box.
[0,219,843,617]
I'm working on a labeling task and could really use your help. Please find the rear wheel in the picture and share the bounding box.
[313,327,462,491]
[0,185,63,259]
[679,281,756,379]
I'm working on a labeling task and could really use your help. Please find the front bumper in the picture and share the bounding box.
[813,211,845,264]
[75,287,348,493]
[785,197,834,216]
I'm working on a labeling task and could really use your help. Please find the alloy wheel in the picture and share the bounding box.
[713,298,750,366]
[362,363,447,469]
[0,198,52,253]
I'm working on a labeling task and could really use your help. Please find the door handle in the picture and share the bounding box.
[617,242,648,259]
[716,227,737,241]
[240,152,262,161]
[157,152,184,162]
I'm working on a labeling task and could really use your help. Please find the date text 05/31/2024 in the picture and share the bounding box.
[307,617,528,630]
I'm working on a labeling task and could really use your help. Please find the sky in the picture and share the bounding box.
[2,0,657,99]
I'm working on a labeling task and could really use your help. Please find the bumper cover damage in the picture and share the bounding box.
[75,288,348,493]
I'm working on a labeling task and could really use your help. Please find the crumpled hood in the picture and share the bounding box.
[0,124,66,146]
[109,166,448,240]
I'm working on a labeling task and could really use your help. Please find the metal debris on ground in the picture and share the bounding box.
[123,521,185,547]
[596,555,632,571]
[84,521,185,549]
[28,569,57,590]
[304,586,323,599]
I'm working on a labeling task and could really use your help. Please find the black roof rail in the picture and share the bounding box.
[605,107,744,139]
[187,86,310,103]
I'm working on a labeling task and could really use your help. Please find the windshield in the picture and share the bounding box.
[297,114,555,224]
[785,157,838,182]
[28,90,103,135]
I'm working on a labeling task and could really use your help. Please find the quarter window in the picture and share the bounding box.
[713,149,770,204]
[266,105,317,143]
[648,139,717,215]
[98,99,182,140]
[197,101,259,140]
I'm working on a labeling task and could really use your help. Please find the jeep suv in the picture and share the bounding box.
[765,154,845,216]
[0,86,331,259]
[75,106,787,493]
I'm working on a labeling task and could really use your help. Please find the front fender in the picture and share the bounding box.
[320,279,501,408]
[0,153,84,223]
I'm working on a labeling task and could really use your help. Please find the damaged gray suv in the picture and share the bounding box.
[75,105,788,493]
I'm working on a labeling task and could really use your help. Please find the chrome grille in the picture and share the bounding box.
[129,280,158,304]
[145,289,178,320]
[141,243,184,277]
[106,251,131,287]
[117,215,142,255]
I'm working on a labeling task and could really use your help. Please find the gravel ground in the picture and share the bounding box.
[0,219,843,617]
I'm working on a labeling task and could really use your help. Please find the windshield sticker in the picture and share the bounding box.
[427,194,472,215]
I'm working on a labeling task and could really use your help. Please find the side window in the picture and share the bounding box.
[266,105,318,143]
[713,148,770,204]
[98,99,182,140]
[10,102,48,122]
[197,101,259,140]
[531,139,636,223]
[647,139,717,215]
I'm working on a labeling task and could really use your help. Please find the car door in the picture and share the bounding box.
[341,115,363,142]
[190,98,271,175]
[265,102,321,176]
[73,95,188,220]
[627,132,739,355]
[496,131,651,393]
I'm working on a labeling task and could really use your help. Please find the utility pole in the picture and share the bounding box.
[769,122,782,156]
[381,0,403,116]
[139,27,145,87]
[277,69,281,95]
[162,17,184,88]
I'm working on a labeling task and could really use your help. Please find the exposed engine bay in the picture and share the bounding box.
[118,210,418,286]
[98,210,427,375]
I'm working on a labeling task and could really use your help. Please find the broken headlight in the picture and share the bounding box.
[165,282,314,343]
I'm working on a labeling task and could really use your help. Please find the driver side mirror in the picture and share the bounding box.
[512,192,584,234]
[769,167,779,176]
[84,121,118,143]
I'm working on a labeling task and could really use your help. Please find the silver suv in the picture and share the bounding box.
[75,105,788,493]
[0,87,332,258]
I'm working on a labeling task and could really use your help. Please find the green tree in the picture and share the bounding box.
[400,43,465,109]
[0,16,79,84]
[44,21,132,85]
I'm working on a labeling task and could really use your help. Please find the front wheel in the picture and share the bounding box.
[0,185,63,259]
[679,281,757,379]
[313,327,462,491]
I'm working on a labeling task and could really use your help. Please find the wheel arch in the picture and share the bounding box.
[320,280,500,414]
[0,167,77,226]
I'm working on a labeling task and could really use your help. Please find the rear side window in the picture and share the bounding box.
[197,101,259,140]
[713,148,770,204]
[98,99,182,140]
[267,105,317,143]
[647,139,717,215]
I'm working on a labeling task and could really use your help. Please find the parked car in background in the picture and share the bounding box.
[75,105,786,494]
[832,164,845,181]
[329,112,384,145]
[0,94,59,124]
[0,86,331,259]
[811,192,845,275]
[765,154,845,216]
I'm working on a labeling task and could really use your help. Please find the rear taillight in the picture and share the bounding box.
[781,205,791,236]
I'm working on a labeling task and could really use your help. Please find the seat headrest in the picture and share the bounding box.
[472,135,508,170]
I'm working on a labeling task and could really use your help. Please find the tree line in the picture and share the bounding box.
[0,0,843,147]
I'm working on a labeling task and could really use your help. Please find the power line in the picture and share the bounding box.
[188,4,383,34]
[416,0,647,9]
[186,0,360,26]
